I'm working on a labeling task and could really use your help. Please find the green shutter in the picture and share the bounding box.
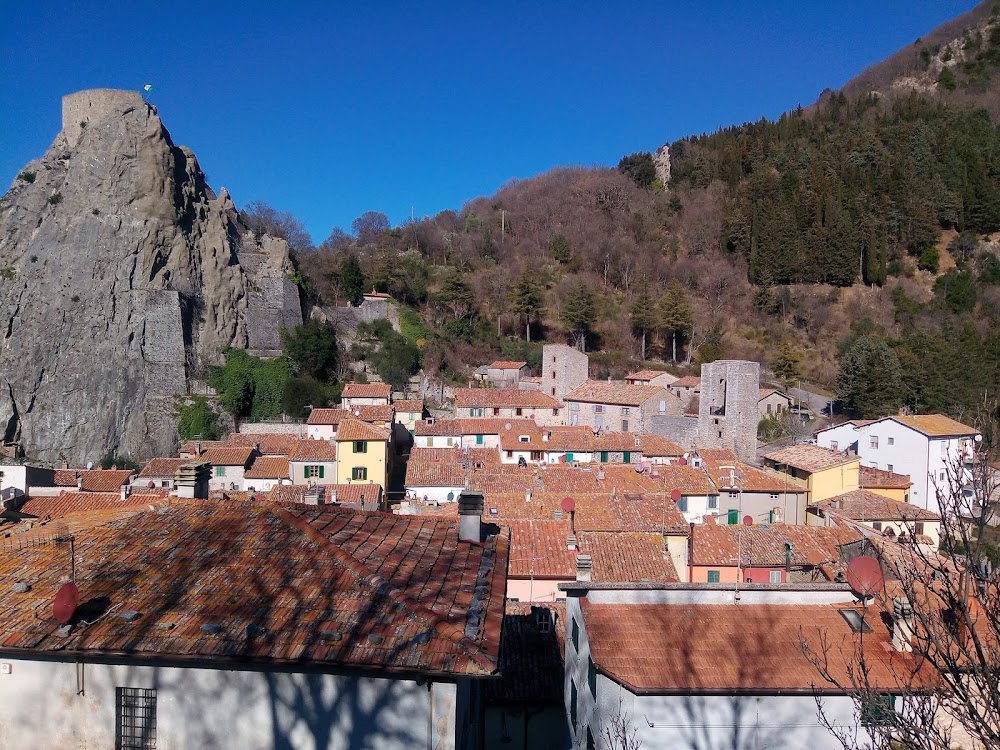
[566,452,574,461]
[318,466,324,479]
[476,434,484,445]
[623,451,631,463]
[708,570,721,583]
[728,508,739,525]
[600,451,608,462]
[588,657,597,697]
[303,466,310,479]
[571,619,579,650]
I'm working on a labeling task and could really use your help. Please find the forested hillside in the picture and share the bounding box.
[280,3,1000,424]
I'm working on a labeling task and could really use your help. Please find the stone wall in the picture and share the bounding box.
[697,360,760,462]
[319,298,400,346]
[649,415,700,452]
[541,344,588,402]
[62,89,144,149]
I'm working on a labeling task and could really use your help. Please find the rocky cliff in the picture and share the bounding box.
[0,89,302,464]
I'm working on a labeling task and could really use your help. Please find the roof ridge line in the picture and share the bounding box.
[271,506,496,671]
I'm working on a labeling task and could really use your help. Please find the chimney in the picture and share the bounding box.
[120,484,131,501]
[76,474,83,491]
[196,441,202,455]
[576,554,593,582]
[525,489,532,503]
[567,533,577,551]
[784,541,794,572]
[892,597,914,652]
[458,490,485,543]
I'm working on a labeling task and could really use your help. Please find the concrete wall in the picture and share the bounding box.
[0,657,457,750]
[336,440,388,486]
[209,464,246,491]
[697,360,760,463]
[507,578,566,603]
[649,415,699,452]
[290,460,337,485]
[239,421,307,436]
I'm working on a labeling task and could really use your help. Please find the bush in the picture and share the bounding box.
[176,396,222,440]
[208,349,297,420]
[282,376,333,418]
[280,320,338,380]
[917,246,940,273]
[18,172,35,184]
[99,452,138,471]
[47,193,62,206]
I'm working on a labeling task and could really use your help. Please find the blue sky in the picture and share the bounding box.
[1,1,980,244]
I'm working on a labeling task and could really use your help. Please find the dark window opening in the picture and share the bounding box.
[116,687,156,750]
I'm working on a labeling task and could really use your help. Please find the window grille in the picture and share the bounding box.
[116,687,156,750]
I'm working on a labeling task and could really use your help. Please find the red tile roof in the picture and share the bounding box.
[486,491,689,534]
[697,448,806,493]
[454,388,562,409]
[503,519,576,578]
[626,369,674,382]
[244,456,291,479]
[288,440,337,462]
[499,425,595,452]
[391,400,425,415]
[582,601,927,693]
[669,375,701,388]
[579,531,679,582]
[179,439,227,456]
[306,408,351,426]
[0,502,508,677]
[343,404,395,423]
[415,418,511,437]
[17,490,164,522]
[633,435,684,457]
[860,465,913,489]
[336,419,390,442]
[200,446,256,468]
[762,444,857,473]
[341,382,392,400]
[488,360,527,370]
[690,523,861,568]
[137,458,188,479]
[225,433,302,455]
[564,381,665,407]
[53,469,134,492]
[814,489,940,522]
[330,484,383,507]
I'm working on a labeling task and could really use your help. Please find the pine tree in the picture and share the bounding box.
[658,282,693,362]
[630,281,656,360]
[510,269,545,342]
[561,282,597,351]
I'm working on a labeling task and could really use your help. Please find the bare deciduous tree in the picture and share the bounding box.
[807,413,1000,750]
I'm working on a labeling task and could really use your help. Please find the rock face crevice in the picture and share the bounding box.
[0,89,302,464]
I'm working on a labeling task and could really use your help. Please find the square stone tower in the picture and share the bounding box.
[697,360,760,462]
[541,344,588,402]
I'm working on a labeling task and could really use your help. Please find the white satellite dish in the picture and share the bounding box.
[86,461,93,470]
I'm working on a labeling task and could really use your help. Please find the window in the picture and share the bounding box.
[769,570,782,584]
[353,441,367,454]
[939,470,946,481]
[570,415,578,426]
[678,495,688,512]
[708,495,718,509]
[887,464,893,472]
[535,609,552,634]
[588,656,597,697]
[888,437,894,446]
[475,434,484,445]
[770,492,779,500]
[304,465,325,479]
[215,466,224,477]
[767,403,773,414]
[872,521,882,531]
[351,467,367,481]
[861,694,896,727]
[621,407,630,416]
[515,408,523,416]
[830,441,838,450]
[839,608,872,632]
[551,388,556,397]
[571,618,580,650]
[552,408,559,416]
[621,420,629,432]
[870,436,879,449]
[707,570,720,583]
[116,687,156,750]
[570,402,579,411]
[914,522,925,536]
[446,437,454,447]
[471,408,484,417]
[530,451,542,461]
[506,450,513,459]
[551,371,556,379]
[518,435,529,443]
[659,400,666,413]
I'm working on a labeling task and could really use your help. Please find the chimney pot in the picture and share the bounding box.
[458,490,485,543]
[576,553,592,582]
[567,533,577,551]
[892,597,914,652]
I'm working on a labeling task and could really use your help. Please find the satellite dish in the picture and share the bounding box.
[561,496,576,513]
[354,409,361,417]
[670,488,681,502]
[743,515,753,525]
[678,457,687,466]
[634,463,644,473]
[845,556,885,598]
[54,582,79,625]
[147,481,155,489]
[86,462,93,470]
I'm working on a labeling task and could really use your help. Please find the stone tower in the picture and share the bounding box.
[697,360,760,462]
[541,344,588,402]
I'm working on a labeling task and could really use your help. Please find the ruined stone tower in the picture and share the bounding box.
[697,360,759,462]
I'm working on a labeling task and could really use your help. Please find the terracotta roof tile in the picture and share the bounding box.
[762,444,856,473]
[860,465,912,490]
[499,425,595,452]
[583,601,928,693]
[488,360,527,370]
[0,503,507,677]
[454,388,561,409]
[336,419,390,442]
[580,532,679,582]
[503,519,576,578]
[225,433,302,455]
[330,484,383,507]
[697,448,806,493]
[200,446,256,468]
[179,439,227,456]
[815,489,940,522]
[137,458,188,479]
[16,490,164,521]
[626,369,676,382]
[244,456,291,479]
[341,382,392,400]
[690,523,861,567]
[634,435,684,457]
[392,400,425,415]
[415,418,511,437]
[306,408,351,426]
[486,491,688,534]
[564,381,665,407]
[669,375,701,388]
[52,469,134,492]
[288,440,337,462]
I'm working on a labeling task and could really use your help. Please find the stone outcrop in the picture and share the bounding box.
[653,143,671,187]
[0,89,302,464]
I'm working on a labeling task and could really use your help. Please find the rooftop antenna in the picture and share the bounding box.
[719,465,745,603]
